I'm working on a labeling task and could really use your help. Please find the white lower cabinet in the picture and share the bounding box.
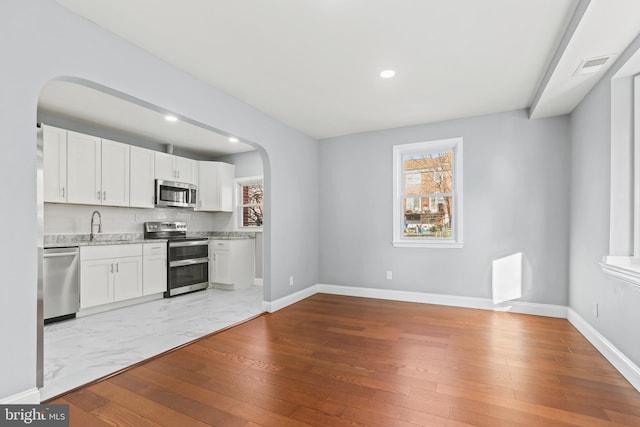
[210,239,255,290]
[80,258,114,308]
[80,244,143,309]
[113,257,143,301]
[143,242,167,295]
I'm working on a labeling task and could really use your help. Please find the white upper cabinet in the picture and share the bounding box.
[155,152,198,184]
[175,155,198,184]
[65,131,130,207]
[154,152,174,181]
[42,125,67,203]
[101,139,130,207]
[66,131,101,205]
[218,162,234,212]
[197,161,235,212]
[130,146,156,208]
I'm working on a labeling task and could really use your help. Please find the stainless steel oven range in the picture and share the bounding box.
[144,221,209,297]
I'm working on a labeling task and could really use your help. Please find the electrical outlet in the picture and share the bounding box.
[289,276,294,286]
[386,271,393,280]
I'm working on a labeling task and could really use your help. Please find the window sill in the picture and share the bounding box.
[392,240,463,249]
[600,256,640,288]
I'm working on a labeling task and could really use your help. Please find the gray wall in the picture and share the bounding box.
[569,34,640,367]
[319,110,571,304]
[0,0,318,400]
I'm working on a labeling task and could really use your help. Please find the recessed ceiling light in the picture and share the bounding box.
[228,137,239,143]
[164,115,178,122]
[380,70,396,79]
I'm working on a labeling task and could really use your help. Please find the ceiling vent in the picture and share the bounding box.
[574,54,615,76]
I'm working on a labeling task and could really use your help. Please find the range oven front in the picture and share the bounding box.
[167,239,209,297]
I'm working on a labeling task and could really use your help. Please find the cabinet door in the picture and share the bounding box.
[155,152,175,181]
[197,162,234,211]
[67,131,101,205]
[213,250,232,284]
[196,162,218,211]
[130,146,156,208]
[175,156,197,184]
[219,162,235,212]
[101,139,130,207]
[143,255,167,295]
[80,259,113,308]
[113,256,143,301]
[42,125,67,203]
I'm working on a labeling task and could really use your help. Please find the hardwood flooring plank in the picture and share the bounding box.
[128,364,313,427]
[60,388,109,412]
[90,402,163,427]
[89,381,211,427]
[58,400,113,427]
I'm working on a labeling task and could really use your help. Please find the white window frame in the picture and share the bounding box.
[235,175,263,231]
[392,137,463,248]
[600,71,640,287]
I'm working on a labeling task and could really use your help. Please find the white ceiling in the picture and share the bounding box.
[38,80,255,158]
[50,0,640,147]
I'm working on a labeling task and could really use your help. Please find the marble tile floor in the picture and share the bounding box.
[41,286,264,401]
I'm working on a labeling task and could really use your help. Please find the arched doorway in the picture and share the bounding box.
[37,78,270,399]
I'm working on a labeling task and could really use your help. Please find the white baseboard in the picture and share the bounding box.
[262,286,317,313]
[316,284,568,318]
[567,308,640,392]
[265,283,567,318]
[0,388,40,404]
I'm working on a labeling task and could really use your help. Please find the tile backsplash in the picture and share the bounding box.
[44,203,222,235]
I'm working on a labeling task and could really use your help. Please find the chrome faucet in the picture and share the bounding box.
[90,210,102,241]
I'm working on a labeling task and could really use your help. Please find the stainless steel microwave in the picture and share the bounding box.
[155,179,197,208]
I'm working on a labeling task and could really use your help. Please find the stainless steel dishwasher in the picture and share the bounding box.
[43,246,80,323]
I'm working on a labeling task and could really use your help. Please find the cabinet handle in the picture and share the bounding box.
[116,263,119,273]
[61,187,65,198]
[97,191,101,200]
[110,263,113,273]
[103,191,107,201]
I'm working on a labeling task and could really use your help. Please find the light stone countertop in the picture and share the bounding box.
[44,231,255,248]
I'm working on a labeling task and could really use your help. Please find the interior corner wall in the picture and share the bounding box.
[568,34,640,368]
[319,109,571,305]
[0,0,318,401]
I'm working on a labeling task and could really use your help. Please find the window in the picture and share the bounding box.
[236,176,263,230]
[393,137,463,248]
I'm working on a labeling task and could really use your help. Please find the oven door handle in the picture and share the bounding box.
[169,240,208,248]
[170,257,209,267]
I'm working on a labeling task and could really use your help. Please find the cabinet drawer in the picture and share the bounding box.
[143,242,167,255]
[211,240,230,250]
[81,244,143,260]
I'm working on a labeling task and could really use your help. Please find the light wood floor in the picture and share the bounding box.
[49,293,640,426]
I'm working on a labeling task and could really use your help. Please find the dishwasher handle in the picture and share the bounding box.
[44,251,79,258]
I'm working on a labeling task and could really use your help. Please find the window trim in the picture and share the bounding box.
[600,70,640,288]
[392,137,463,248]
[235,175,263,231]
